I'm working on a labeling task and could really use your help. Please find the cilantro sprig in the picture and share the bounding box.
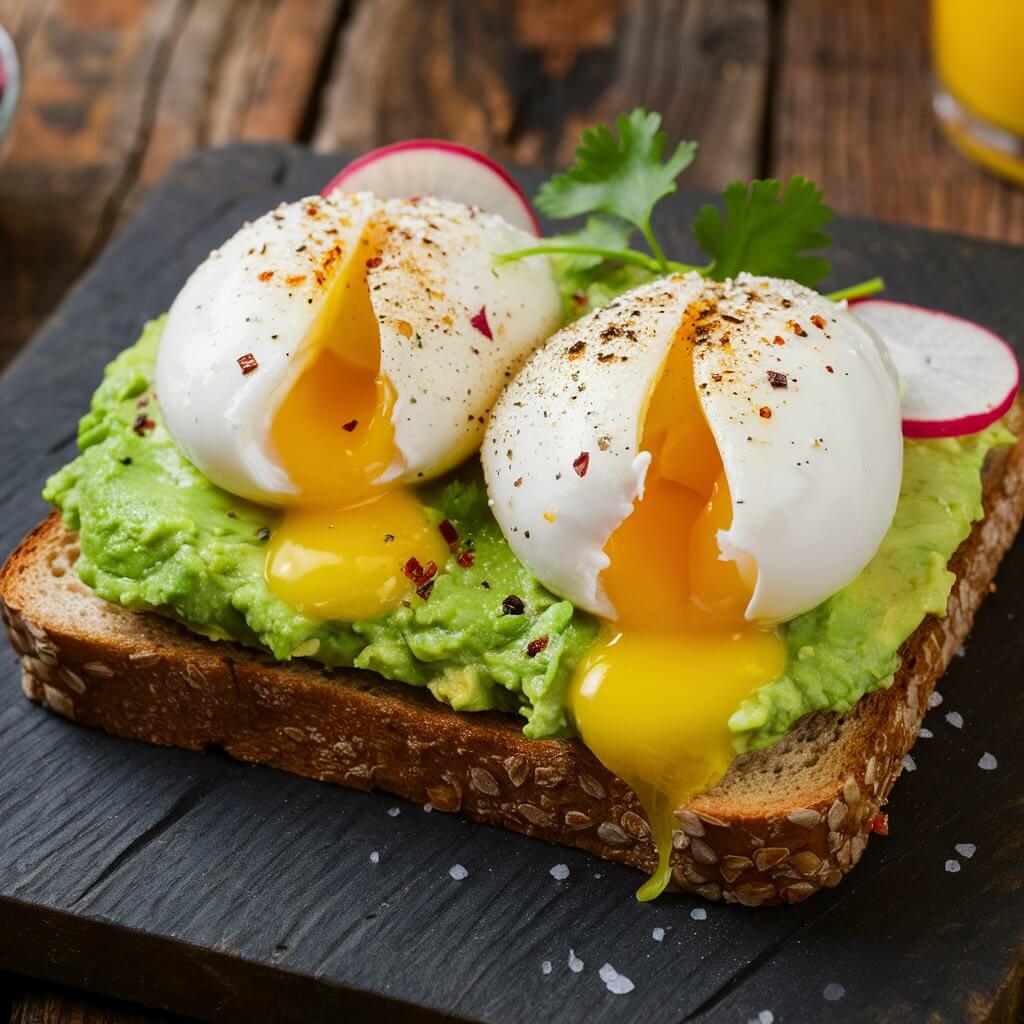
[496,108,882,316]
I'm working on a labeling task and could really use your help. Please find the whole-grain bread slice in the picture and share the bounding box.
[3,405,1023,907]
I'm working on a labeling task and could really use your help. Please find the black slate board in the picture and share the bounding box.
[1,144,1023,1024]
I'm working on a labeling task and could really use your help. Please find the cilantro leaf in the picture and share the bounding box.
[693,176,834,285]
[535,109,697,267]
[542,217,650,318]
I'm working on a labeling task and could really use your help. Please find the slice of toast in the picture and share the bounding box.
[3,407,1023,906]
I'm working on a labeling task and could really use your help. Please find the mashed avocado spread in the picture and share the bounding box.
[45,318,1013,749]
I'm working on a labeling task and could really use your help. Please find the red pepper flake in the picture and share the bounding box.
[237,352,259,375]
[284,274,306,287]
[773,335,785,346]
[132,414,156,436]
[786,319,807,337]
[572,451,590,478]
[457,550,475,568]
[502,594,525,616]
[365,255,382,268]
[470,305,493,340]
[810,314,827,330]
[767,370,788,389]
[566,340,586,360]
[416,579,435,601]
[759,406,772,419]
[342,419,358,432]
[439,519,459,548]
[402,558,438,585]
[258,270,274,282]
[526,635,549,658]
[825,364,834,374]
[870,812,889,836]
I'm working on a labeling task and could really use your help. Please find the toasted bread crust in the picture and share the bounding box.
[3,408,1023,906]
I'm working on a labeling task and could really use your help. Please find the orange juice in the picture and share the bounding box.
[932,0,1024,184]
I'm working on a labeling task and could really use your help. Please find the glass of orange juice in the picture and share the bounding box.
[932,0,1024,185]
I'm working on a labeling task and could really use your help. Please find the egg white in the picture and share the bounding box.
[156,192,562,505]
[482,273,903,624]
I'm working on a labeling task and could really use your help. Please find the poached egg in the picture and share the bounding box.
[483,273,903,897]
[157,192,561,622]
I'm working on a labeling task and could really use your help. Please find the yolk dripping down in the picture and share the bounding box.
[265,223,448,622]
[569,307,787,901]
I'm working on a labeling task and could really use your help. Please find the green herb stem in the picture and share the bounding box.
[826,276,885,303]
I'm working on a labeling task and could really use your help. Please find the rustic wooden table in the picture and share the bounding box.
[0,1,1022,1021]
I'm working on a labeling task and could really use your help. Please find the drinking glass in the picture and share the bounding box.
[932,0,1024,186]
[0,23,19,157]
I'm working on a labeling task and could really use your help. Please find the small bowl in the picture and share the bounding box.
[0,23,20,156]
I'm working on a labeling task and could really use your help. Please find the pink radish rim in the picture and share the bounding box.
[322,140,541,236]
[850,297,1021,438]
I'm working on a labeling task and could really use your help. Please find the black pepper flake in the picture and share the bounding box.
[767,370,788,388]
[120,457,132,466]
[383,533,395,543]
[416,579,435,600]
[481,580,491,589]
[526,635,549,658]
[825,364,834,374]
[226,510,237,519]
[132,414,156,436]
[257,527,271,542]
[342,419,358,432]
[566,340,586,360]
[720,313,743,324]
[502,594,525,615]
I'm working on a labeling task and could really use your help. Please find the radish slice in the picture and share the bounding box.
[851,299,1020,438]
[322,140,540,236]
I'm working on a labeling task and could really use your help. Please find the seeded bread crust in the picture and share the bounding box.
[3,404,1023,907]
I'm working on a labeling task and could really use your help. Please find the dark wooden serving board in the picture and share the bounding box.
[1,145,1023,1024]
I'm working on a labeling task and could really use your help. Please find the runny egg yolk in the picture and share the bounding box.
[265,223,448,622]
[569,305,788,901]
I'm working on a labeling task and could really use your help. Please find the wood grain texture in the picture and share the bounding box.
[0,143,1022,1024]
[312,0,770,186]
[9,986,180,1024]
[0,0,345,365]
[772,0,1024,243]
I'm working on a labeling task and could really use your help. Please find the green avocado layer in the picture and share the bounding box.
[44,319,1013,749]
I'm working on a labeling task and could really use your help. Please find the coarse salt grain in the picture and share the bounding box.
[652,927,665,942]
[955,843,977,859]
[550,863,570,881]
[449,864,468,881]
[691,907,707,921]
[928,691,943,708]
[423,802,433,812]
[978,752,998,770]
[387,806,401,817]
[748,1013,774,1024]
[918,727,933,739]
[823,982,846,1002]
[369,851,380,864]
[902,754,917,772]
[945,711,964,728]
[541,960,552,975]
[945,859,961,873]
[568,949,584,973]
[599,963,634,995]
